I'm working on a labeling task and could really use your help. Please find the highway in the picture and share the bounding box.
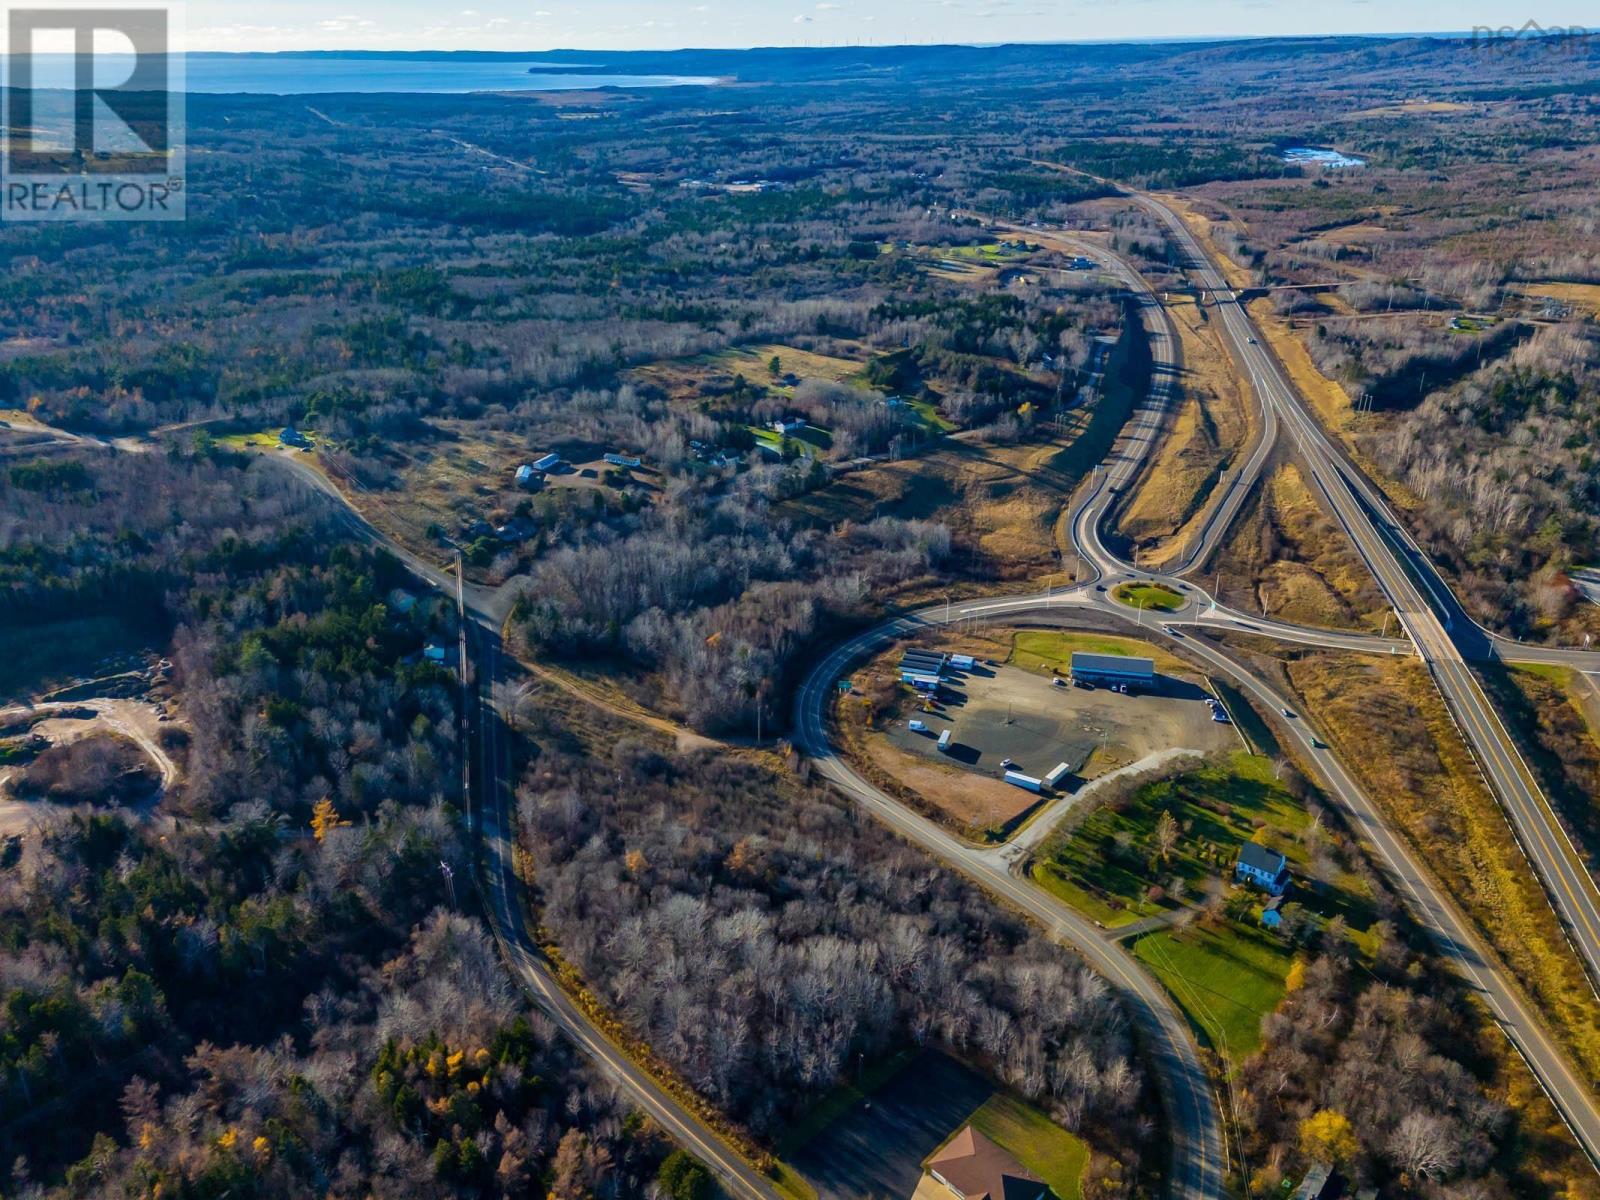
[1128,192,1600,1004]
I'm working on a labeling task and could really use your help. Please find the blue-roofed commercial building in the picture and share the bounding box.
[1236,842,1290,896]
[899,649,949,691]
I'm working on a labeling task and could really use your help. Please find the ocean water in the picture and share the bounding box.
[16,54,720,95]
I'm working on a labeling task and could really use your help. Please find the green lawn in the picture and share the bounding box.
[1113,582,1186,613]
[1032,862,1155,928]
[1010,630,1187,678]
[906,396,957,434]
[1034,752,1376,933]
[748,425,831,458]
[1133,924,1293,1061]
[967,1092,1088,1200]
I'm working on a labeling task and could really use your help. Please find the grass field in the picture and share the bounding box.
[1211,462,1388,632]
[1033,752,1373,932]
[1133,924,1293,1061]
[1010,630,1188,678]
[216,427,308,451]
[777,440,1070,584]
[1113,582,1185,613]
[965,1092,1088,1200]
[722,342,867,386]
[1514,281,1600,317]
[1348,99,1471,117]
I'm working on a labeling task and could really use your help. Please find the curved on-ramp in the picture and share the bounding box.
[794,613,1227,1200]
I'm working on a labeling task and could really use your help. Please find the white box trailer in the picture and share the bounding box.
[937,729,952,752]
[1004,770,1043,793]
[1043,762,1071,789]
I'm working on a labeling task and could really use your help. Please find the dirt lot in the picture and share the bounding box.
[0,699,180,836]
[868,659,1233,829]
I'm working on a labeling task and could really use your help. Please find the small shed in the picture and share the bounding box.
[1260,895,1284,930]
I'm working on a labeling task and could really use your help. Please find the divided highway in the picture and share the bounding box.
[1132,192,1600,1005]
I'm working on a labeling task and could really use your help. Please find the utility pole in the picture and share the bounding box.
[439,860,456,910]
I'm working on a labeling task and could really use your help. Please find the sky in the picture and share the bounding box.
[176,0,1599,52]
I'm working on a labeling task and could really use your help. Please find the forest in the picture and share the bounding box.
[0,452,690,1198]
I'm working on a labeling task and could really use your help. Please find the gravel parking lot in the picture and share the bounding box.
[884,662,1234,788]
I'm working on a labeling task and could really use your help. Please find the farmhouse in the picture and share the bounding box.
[899,649,949,691]
[1069,652,1155,688]
[1236,842,1290,896]
[924,1126,1047,1200]
[279,426,311,449]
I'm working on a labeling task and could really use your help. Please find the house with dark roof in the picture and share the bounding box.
[925,1126,1048,1200]
[1235,841,1290,896]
